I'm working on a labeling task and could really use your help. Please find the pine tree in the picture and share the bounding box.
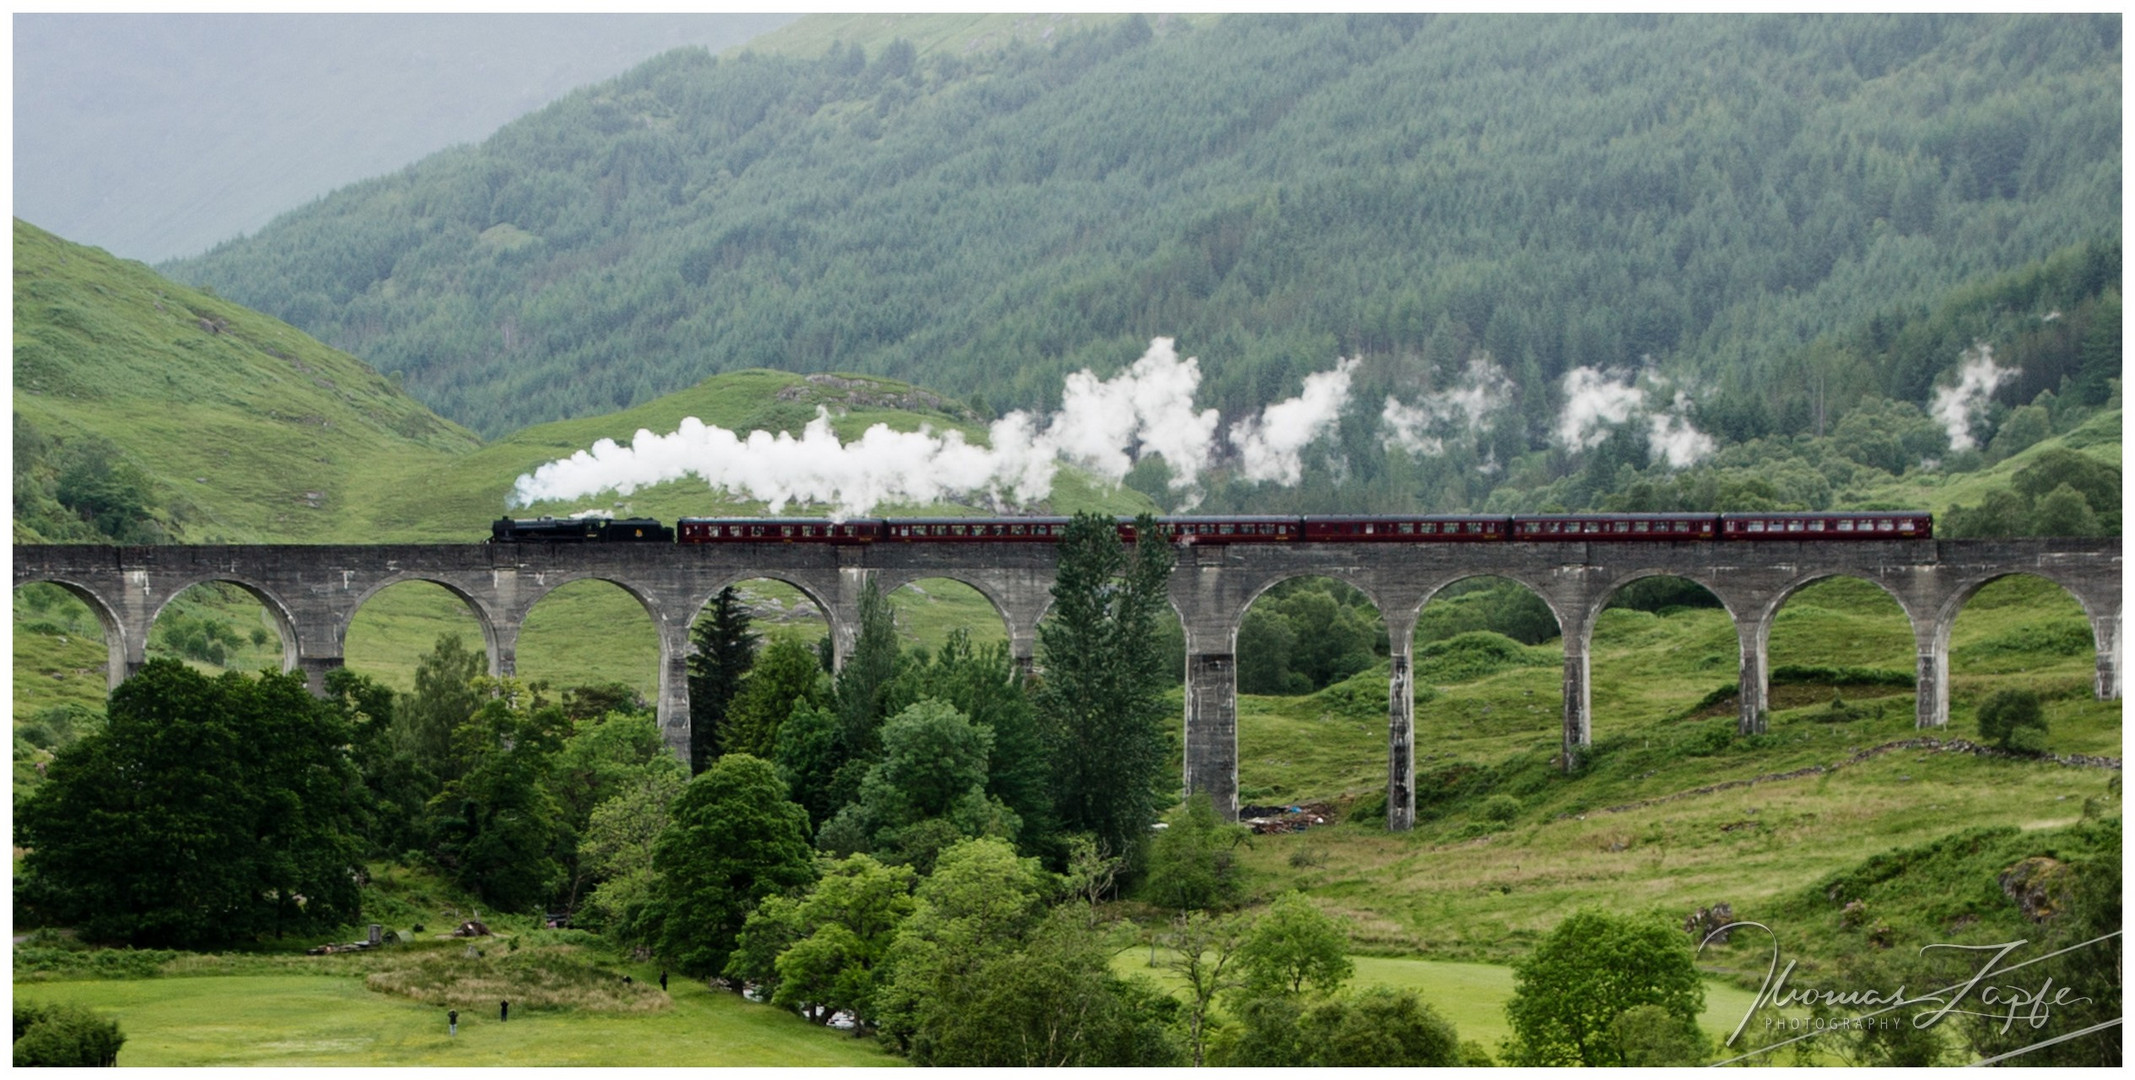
[1037,512,1176,861]
[687,586,760,773]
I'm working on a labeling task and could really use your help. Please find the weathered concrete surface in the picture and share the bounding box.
[16,537,2119,828]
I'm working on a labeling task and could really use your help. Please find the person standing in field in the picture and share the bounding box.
[448,1010,458,1036]
[500,1000,509,1023]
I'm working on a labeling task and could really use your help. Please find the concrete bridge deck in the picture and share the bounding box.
[15,538,2119,829]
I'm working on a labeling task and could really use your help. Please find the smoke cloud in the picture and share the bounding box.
[1928,343,2018,453]
[1553,366,1714,469]
[1229,358,1360,485]
[509,339,1354,517]
[1382,354,1517,456]
[1646,392,1716,469]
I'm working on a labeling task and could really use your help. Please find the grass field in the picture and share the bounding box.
[15,973,897,1067]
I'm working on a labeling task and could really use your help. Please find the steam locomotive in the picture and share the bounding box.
[490,511,1931,544]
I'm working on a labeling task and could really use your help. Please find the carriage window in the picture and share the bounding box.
[951,525,967,536]
[1672,521,1687,533]
[1748,521,1765,533]
[1837,520,1854,532]
[1612,521,1630,533]
[1808,520,1825,532]
[1219,523,1235,535]
[1877,519,1893,531]
[1633,520,1649,532]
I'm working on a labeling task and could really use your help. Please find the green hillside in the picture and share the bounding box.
[13,219,480,543]
[14,221,1152,547]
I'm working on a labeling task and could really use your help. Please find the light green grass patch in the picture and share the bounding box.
[16,974,898,1067]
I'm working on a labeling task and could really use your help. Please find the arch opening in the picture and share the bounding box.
[14,583,116,783]
[684,578,835,772]
[146,580,293,676]
[517,579,661,705]
[343,580,495,693]
[1587,574,1739,739]
[887,577,1009,658]
[1946,573,2117,757]
[1230,575,1391,811]
[1409,575,1564,768]
[1763,575,1917,732]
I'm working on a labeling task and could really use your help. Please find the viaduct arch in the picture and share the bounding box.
[17,537,2118,831]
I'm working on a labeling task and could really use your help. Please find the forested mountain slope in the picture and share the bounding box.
[167,13,2120,447]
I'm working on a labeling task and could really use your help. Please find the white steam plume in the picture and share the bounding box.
[1382,353,1517,456]
[1554,367,1648,451]
[1647,392,1716,468]
[510,339,1352,517]
[1228,358,1360,485]
[1553,366,1714,468]
[1928,342,2018,453]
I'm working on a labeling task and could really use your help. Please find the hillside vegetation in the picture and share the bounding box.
[167,13,2117,447]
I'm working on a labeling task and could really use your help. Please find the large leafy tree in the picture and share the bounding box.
[724,637,827,762]
[1502,908,1706,1067]
[425,679,570,913]
[886,628,1056,858]
[687,585,760,773]
[651,753,818,979]
[576,768,688,949]
[816,699,1019,872]
[1037,512,1176,860]
[15,660,365,947]
[757,854,919,1029]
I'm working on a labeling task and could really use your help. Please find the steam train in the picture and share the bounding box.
[490,510,1932,544]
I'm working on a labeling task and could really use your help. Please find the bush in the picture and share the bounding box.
[1479,794,1521,823]
[13,1002,124,1066]
[1975,689,2047,751]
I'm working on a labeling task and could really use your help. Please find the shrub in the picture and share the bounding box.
[13,1002,124,1066]
[1479,794,1521,823]
[1975,689,2047,751]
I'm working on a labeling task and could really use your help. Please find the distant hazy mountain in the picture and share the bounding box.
[13,13,798,262]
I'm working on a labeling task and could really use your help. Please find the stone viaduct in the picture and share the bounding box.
[14,537,2120,830]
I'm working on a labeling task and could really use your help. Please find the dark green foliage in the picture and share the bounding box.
[725,637,828,762]
[43,434,169,544]
[557,682,649,723]
[878,844,1182,1067]
[1142,793,1251,913]
[750,853,919,1029]
[885,628,1057,859]
[815,699,1019,873]
[425,681,570,913]
[169,15,2117,456]
[1414,631,1553,684]
[1220,987,1462,1066]
[548,712,688,913]
[832,580,902,768]
[773,698,843,828]
[1037,512,1176,861]
[1236,578,1384,694]
[651,753,818,978]
[12,1002,124,1067]
[1610,1003,1710,1066]
[1975,687,2048,752]
[1415,579,1560,648]
[1502,909,1705,1067]
[14,660,365,948]
[1235,891,1353,998]
[1479,793,1522,823]
[686,586,759,772]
